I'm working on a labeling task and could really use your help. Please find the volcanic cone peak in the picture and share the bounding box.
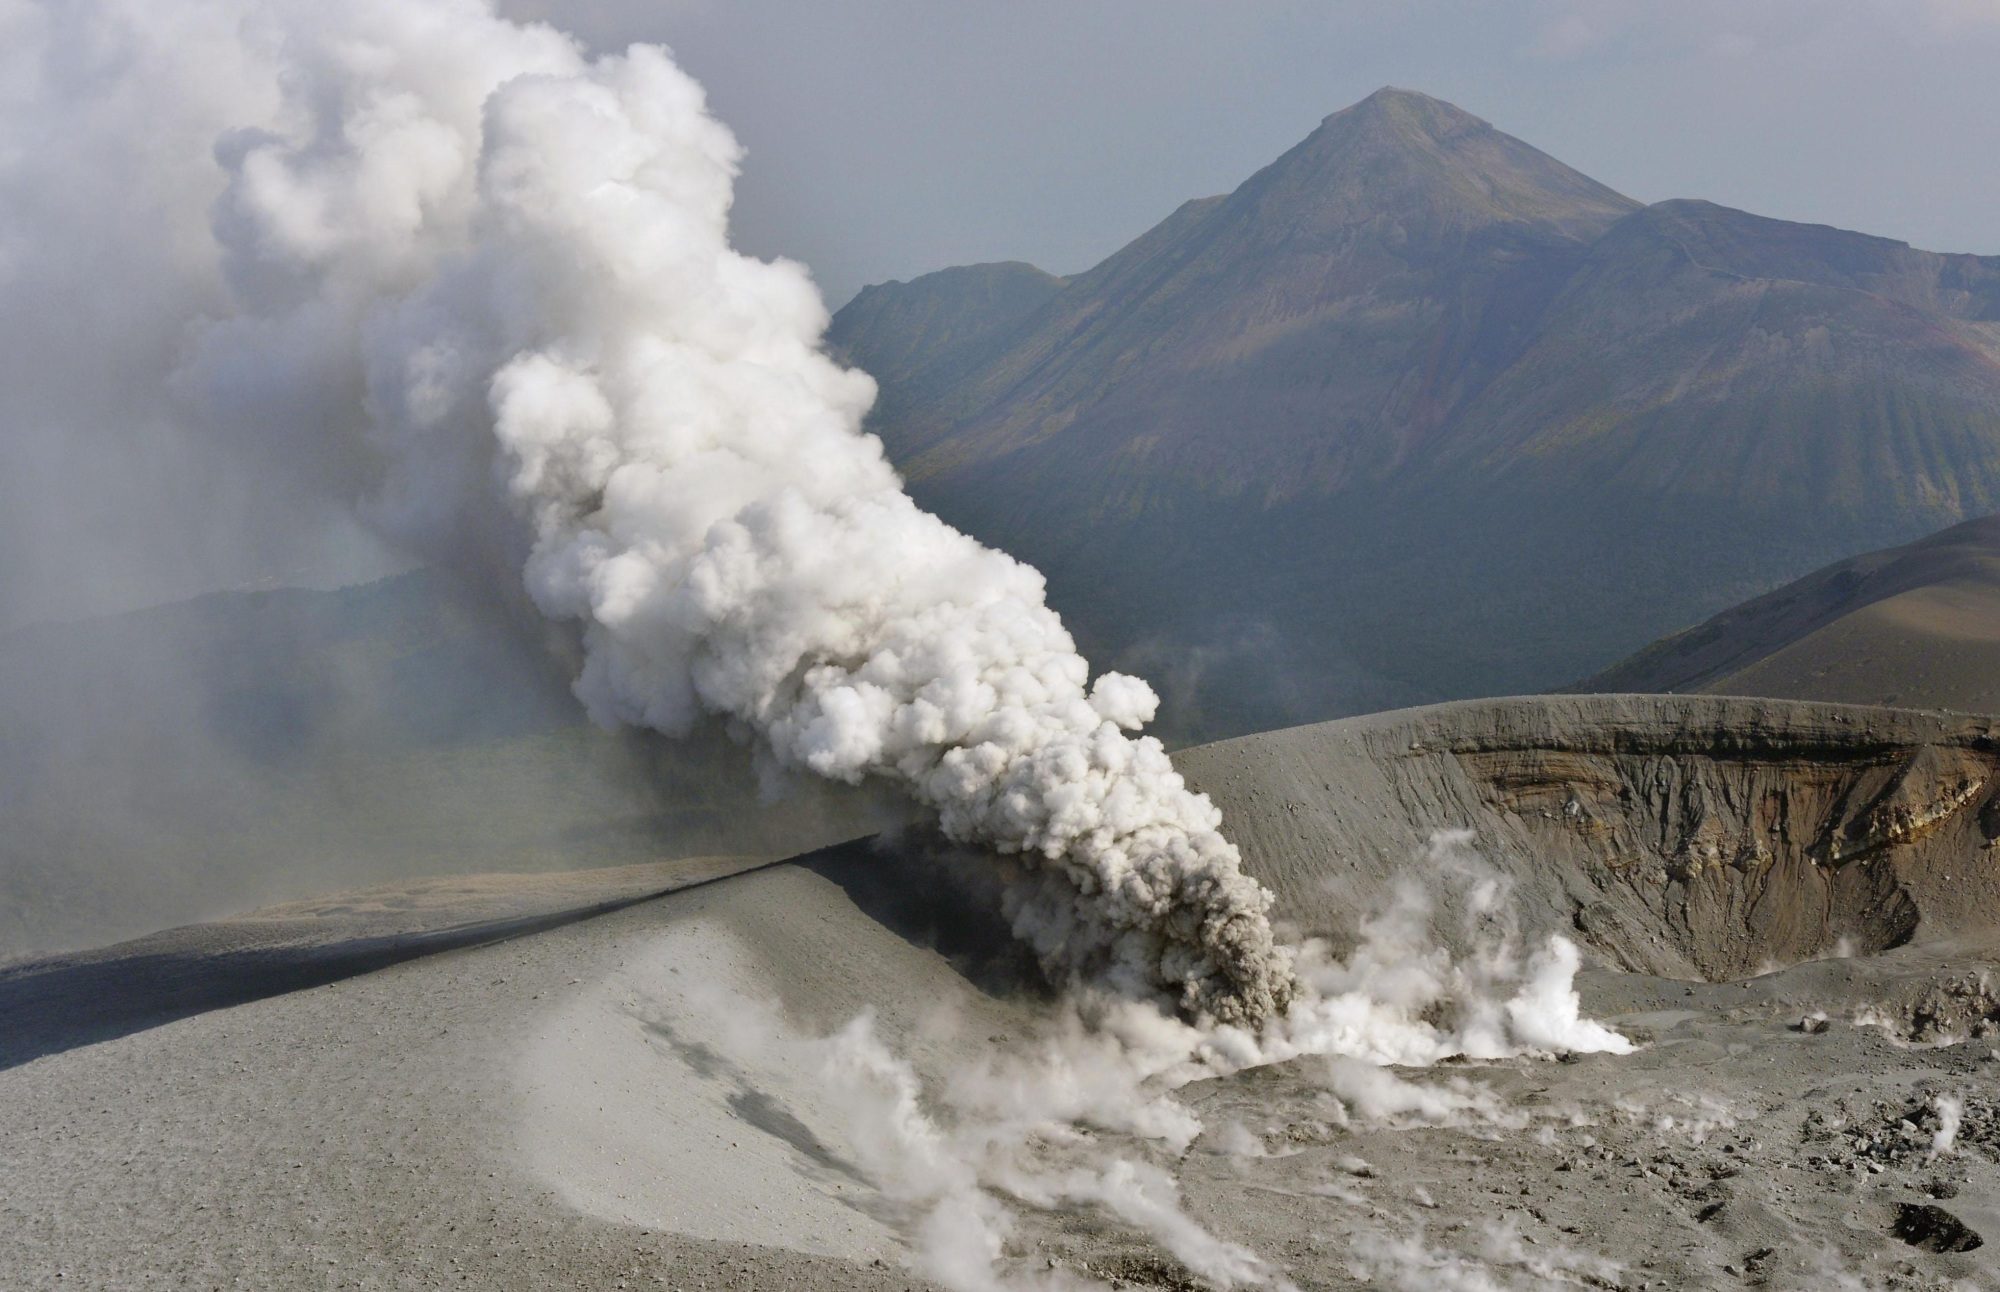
[1227,86,1639,244]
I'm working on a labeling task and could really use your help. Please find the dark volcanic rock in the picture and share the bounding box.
[1894,1203,1984,1253]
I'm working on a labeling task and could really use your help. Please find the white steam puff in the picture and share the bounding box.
[36,0,1290,1021]
[461,48,1293,1023]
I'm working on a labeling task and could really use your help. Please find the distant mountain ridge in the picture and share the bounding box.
[840,88,1640,498]
[831,88,2000,740]
[1580,513,2000,713]
[831,260,1066,392]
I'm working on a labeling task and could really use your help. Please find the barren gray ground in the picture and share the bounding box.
[3,696,1998,1290]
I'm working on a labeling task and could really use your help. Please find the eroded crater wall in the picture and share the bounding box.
[1180,695,2000,980]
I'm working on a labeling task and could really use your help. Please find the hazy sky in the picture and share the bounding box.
[506,0,2000,305]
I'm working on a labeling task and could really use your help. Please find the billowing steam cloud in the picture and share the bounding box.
[17,7,1649,1286]
[9,0,1288,1022]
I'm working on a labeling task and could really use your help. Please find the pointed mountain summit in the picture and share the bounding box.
[833,91,2000,741]
[1232,87,1635,240]
[865,89,1638,489]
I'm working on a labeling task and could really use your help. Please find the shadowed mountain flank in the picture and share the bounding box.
[835,88,2000,741]
[794,834,1050,1000]
[1581,513,2000,714]
[0,858,770,1071]
[828,261,1067,394]
[868,88,1638,495]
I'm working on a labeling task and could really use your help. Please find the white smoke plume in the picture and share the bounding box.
[671,984,1283,1292]
[814,835,1629,1288]
[1930,1093,1963,1157]
[10,0,1640,1066]
[1348,1220,1623,1292]
[5,0,1288,1023]
[17,4,1651,1287]
[1189,832,1635,1071]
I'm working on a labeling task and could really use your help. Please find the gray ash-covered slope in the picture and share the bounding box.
[7,694,2000,1290]
[833,88,2000,742]
[1582,512,2000,714]
[0,571,882,959]
[1182,694,2000,982]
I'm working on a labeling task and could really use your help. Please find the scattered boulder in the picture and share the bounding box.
[1893,1202,1983,1253]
